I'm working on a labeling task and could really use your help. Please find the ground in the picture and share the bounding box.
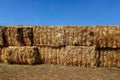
[0,63,120,80]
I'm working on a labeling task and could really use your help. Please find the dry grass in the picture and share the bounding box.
[0,63,119,80]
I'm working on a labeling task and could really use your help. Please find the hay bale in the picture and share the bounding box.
[99,49,120,67]
[33,26,65,47]
[64,26,93,46]
[22,27,33,46]
[0,27,7,47]
[1,46,39,64]
[94,26,120,48]
[62,46,97,67]
[37,47,62,64]
[37,47,66,64]
[4,27,23,46]
[37,46,97,67]
[1,26,33,46]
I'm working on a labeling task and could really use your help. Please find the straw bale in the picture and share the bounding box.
[37,46,97,67]
[22,27,33,46]
[94,26,120,48]
[1,46,39,64]
[62,46,97,67]
[4,27,23,46]
[0,27,7,47]
[99,49,120,67]
[64,26,93,46]
[33,26,65,47]
[37,47,65,64]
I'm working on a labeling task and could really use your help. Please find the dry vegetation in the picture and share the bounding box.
[0,63,120,80]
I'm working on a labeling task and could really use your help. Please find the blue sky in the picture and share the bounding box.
[0,0,120,26]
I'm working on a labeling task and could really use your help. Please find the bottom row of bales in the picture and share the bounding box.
[0,46,120,67]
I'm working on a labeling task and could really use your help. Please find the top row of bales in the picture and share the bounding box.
[0,26,120,48]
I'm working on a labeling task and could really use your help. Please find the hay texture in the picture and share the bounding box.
[64,26,93,46]
[1,46,39,64]
[33,26,65,47]
[22,27,33,46]
[0,27,7,47]
[4,27,23,46]
[62,46,97,67]
[99,49,120,67]
[33,26,93,47]
[38,46,97,67]
[37,47,65,64]
[94,26,120,48]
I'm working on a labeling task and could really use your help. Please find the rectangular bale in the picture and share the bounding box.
[33,26,65,47]
[4,27,23,46]
[37,47,65,64]
[37,46,98,67]
[22,27,33,46]
[62,46,98,67]
[1,46,39,64]
[94,26,120,48]
[0,27,7,47]
[64,26,93,46]
[99,49,120,67]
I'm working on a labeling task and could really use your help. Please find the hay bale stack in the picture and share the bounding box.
[1,46,39,64]
[64,26,93,46]
[33,26,65,47]
[62,46,97,67]
[22,27,33,46]
[94,26,120,48]
[99,49,120,67]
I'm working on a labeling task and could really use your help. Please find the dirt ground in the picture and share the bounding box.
[0,63,120,80]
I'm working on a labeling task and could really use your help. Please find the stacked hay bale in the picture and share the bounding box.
[4,27,22,46]
[64,26,93,46]
[60,46,98,67]
[0,25,119,67]
[0,27,7,47]
[33,26,65,47]
[0,26,39,65]
[34,26,97,67]
[94,26,120,67]
[22,27,33,46]
[1,46,39,64]
[98,49,120,67]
